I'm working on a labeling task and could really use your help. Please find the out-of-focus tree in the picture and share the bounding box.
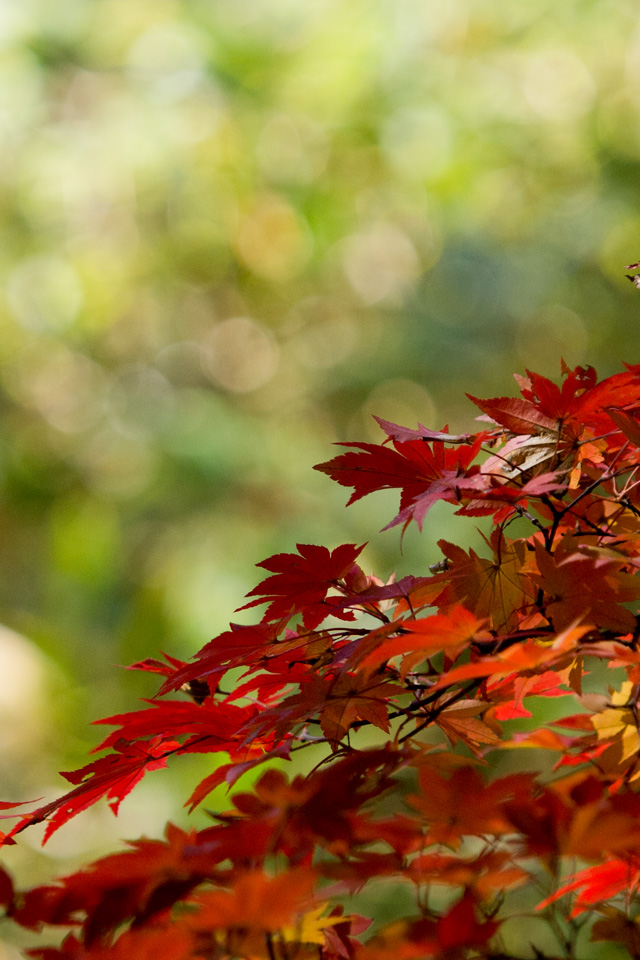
[1,0,640,912]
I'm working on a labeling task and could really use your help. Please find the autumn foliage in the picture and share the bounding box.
[6,362,640,957]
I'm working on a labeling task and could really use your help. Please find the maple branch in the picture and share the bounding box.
[471,627,554,654]
[620,469,640,498]
[539,494,564,550]
[512,504,548,536]
[397,679,482,742]
[620,495,640,520]
[562,513,617,541]
[551,444,631,534]
[265,932,278,960]
[554,478,609,523]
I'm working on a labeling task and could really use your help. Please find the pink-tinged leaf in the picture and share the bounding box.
[517,472,565,495]
[332,575,433,610]
[381,473,489,532]
[315,435,486,532]
[373,417,479,444]
[459,473,565,518]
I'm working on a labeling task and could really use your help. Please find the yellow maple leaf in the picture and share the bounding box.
[592,681,640,771]
[282,903,352,946]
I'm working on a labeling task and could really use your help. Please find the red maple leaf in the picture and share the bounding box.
[237,542,366,628]
[3,737,181,844]
[315,435,487,530]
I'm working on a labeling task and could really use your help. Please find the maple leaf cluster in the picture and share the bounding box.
[5,362,640,958]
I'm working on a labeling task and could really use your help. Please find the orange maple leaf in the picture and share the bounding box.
[360,605,487,678]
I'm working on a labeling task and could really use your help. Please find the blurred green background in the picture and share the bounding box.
[1,0,640,936]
